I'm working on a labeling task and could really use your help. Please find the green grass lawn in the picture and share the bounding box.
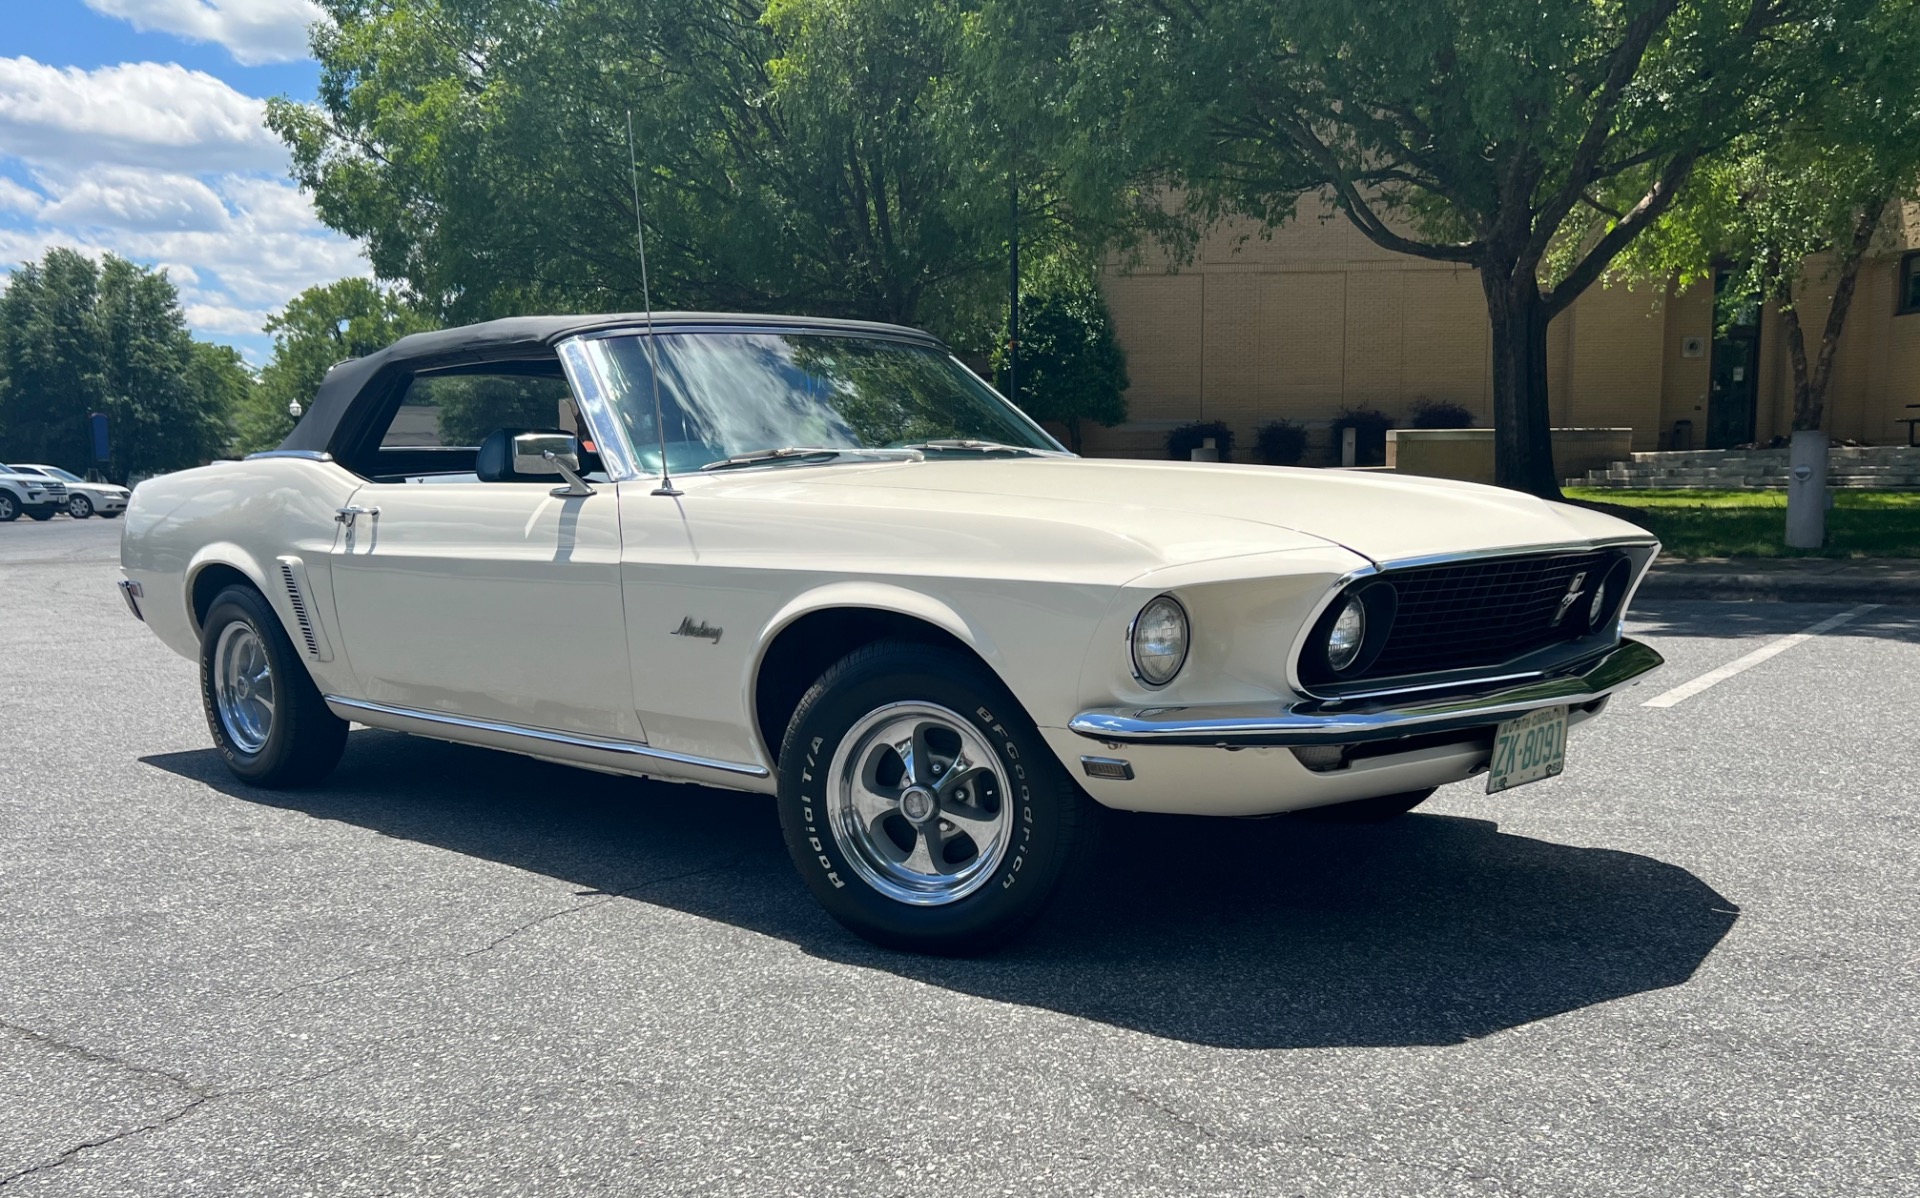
[1563,488,1920,559]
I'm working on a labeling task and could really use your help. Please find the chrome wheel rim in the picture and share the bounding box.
[213,622,275,755]
[828,702,1014,906]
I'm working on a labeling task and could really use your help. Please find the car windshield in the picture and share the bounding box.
[573,331,1062,475]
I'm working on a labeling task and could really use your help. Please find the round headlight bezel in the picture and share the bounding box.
[1580,555,1636,636]
[1128,594,1191,688]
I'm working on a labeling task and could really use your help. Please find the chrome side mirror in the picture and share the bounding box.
[512,432,577,476]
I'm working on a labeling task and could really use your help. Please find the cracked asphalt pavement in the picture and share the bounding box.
[3,518,1917,1196]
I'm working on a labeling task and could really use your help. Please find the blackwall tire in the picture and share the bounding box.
[776,640,1095,955]
[1293,787,1437,823]
[99,511,121,519]
[199,584,348,788]
[68,495,93,518]
[0,494,16,522]
[25,507,54,521]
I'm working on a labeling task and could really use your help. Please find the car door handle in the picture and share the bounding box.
[335,505,380,526]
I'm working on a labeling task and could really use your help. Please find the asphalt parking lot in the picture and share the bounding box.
[2,517,1916,1197]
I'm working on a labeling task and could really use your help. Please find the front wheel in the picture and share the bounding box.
[68,495,93,519]
[0,493,16,522]
[777,641,1095,955]
[199,584,348,787]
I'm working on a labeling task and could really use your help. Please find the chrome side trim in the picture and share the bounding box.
[117,579,144,622]
[245,449,335,462]
[323,696,772,780]
[1371,536,1657,573]
[1070,638,1663,748]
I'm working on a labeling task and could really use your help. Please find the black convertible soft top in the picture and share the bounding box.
[277,311,940,457]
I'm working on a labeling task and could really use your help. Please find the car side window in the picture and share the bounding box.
[380,370,576,449]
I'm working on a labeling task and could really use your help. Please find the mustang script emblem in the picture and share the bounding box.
[671,616,724,644]
[1549,571,1589,627]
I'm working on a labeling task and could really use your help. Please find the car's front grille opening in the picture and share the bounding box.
[1368,551,1614,677]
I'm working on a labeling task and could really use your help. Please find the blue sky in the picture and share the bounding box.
[0,1,363,362]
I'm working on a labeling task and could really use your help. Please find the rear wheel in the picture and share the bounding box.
[199,585,348,787]
[68,495,93,519]
[25,506,54,521]
[1294,787,1437,823]
[777,641,1095,954]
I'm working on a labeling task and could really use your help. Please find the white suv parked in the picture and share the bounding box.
[6,464,128,519]
[0,465,64,522]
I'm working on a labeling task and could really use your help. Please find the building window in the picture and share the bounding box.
[1900,252,1920,316]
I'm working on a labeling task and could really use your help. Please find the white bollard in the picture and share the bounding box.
[1784,428,1828,549]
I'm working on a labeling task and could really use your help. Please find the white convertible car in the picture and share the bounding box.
[120,313,1663,952]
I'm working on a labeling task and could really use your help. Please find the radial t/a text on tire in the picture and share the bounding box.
[776,640,1095,955]
[198,584,348,787]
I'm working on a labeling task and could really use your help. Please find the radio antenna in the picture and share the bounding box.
[628,109,680,497]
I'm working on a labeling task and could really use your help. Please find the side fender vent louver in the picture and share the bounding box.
[276,555,333,663]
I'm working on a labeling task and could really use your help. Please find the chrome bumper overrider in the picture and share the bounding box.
[1069,638,1664,748]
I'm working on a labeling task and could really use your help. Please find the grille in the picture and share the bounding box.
[1362,550,1615,680]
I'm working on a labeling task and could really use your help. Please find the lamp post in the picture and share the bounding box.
[288,399,303,421]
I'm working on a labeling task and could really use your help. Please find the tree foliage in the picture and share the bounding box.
[983,0,1882,495]
[269,0,1065,345]
[991,267,1127,451]
[1625,0,1920,433]
[0,248,237,480]
[238,278,436,454]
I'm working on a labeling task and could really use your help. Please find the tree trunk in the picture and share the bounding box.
[1481,269,1562,498]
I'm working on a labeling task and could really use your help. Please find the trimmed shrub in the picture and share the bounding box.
[1167,420,1235,462]
[1409,398,1476,429]
[1329,407,1394,466]
[1254,419,1310,466]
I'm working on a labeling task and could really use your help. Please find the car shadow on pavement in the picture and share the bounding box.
[145,731,1738,1051]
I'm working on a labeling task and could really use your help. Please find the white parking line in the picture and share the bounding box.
[1642,603,1881,708]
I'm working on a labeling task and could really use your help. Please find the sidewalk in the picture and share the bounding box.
[1637,557,1920,604]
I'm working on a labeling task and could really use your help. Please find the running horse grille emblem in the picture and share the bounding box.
[1550,571,1589,627]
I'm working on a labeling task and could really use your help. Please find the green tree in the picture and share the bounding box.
[0,249,105,467]
[992,269,1127,452]
[239,278,435,454]
[268,0,1058,341]
[1623,0,1920,545]
[985,0,1878,496]
[0,249,231,479]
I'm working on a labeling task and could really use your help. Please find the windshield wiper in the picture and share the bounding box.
[699,446,917,472]
[901,439,1047,457]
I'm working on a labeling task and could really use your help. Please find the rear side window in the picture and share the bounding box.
[379,370,576,448]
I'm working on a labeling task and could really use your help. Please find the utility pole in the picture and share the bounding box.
[1007,165,1019,405]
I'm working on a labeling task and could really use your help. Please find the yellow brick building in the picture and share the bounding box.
[1088,204,1920,461]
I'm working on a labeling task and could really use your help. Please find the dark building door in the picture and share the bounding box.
[1707,269,1762,449]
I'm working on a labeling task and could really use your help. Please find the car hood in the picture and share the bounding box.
[696,457,1653,570]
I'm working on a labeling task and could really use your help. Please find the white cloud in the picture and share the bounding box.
[0,177,45,214]
[184,301,273,334]
[0,57,285,173]
[39,167,231,233]
[0,56,367,352]
[83,0,325,67]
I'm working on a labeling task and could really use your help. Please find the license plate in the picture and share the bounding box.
[1486,705,1568,794]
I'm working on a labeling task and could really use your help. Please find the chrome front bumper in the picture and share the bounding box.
[1069,638,1663,747]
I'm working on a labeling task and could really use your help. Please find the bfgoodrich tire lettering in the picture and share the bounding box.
[198,584,348,787]
[776,640,1094,954]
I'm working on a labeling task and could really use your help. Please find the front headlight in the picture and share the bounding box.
[1130,595,1190,687]
[1326,596,1367,671]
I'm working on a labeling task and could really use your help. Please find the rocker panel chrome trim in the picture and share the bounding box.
[323,696,771,779]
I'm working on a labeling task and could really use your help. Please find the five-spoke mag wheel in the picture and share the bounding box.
[198,584,347,787]
[777,640,1095,955]
[212,622,276,754]
[831,703,1013,906]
